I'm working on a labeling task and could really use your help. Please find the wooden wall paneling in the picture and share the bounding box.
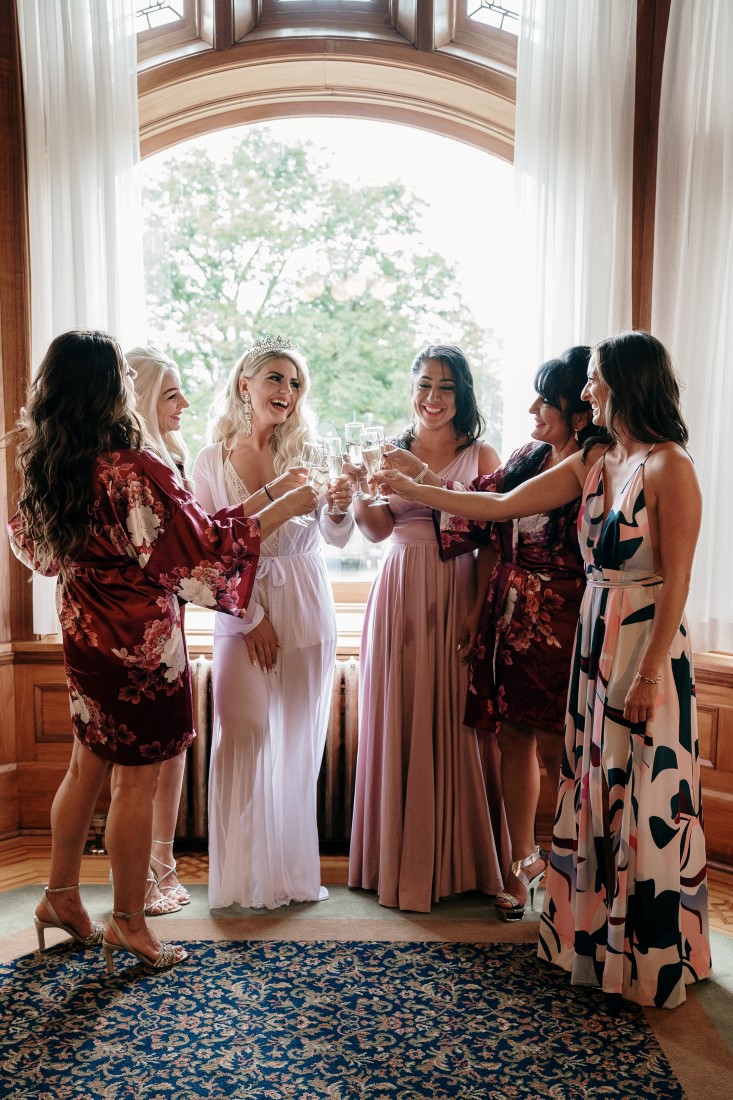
[14,659,69,760]
[0,648,19,838]
[632,0,672,330]
[696,704,718,769]
[0,0,33,646]
[0,764,19,840]
[695,663,733,866]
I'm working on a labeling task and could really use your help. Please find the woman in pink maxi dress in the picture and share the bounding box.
[348,345,509,912]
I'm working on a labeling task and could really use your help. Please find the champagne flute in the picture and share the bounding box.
[324,435,348,516]
[344,421,367,501]
[292,441,327,525]
[363,425,389,508]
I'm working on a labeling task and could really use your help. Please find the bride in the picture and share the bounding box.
[194,337,353,909]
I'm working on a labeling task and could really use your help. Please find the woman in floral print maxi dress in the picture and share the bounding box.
[536,445,709,1008]
[379,331,711,1008]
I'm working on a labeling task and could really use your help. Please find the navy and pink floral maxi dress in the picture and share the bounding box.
[10,450,261,765]
[538,451,711,1008]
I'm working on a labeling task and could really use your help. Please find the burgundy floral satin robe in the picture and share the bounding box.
[9,450,260,764]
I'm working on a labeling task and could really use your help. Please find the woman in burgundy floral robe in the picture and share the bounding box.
[9,330,315,970]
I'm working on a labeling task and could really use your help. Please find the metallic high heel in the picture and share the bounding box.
[110,867,182,916]
[34,885,105,952]
[494,846,547,923]
[102,910,188,974]
[151,838,190,906]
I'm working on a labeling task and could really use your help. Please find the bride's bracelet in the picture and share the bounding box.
[414,462,430,484]
[635,670,661,685]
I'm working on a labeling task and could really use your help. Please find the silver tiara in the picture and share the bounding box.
[248,335,297,355]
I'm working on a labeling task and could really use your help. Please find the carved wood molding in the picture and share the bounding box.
[138,38,515,159]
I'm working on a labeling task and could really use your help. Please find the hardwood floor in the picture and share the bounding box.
[1,838,731,935]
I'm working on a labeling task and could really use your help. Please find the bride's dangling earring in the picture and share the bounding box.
[242,392,253,437]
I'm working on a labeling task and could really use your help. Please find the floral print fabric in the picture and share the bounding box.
[537,452,711,1008]
[9,449,260,765]
[439,442,585,734]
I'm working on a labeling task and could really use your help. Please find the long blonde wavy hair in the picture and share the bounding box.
[125,345,191,488]
[209,346,317,474]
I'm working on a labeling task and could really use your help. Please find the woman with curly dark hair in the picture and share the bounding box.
[9,330,315,971]
[438,347,593,922]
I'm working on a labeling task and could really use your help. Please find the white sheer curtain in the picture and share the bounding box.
[16,0,146,633]
[652,0,733,653]
[506,0,636,452]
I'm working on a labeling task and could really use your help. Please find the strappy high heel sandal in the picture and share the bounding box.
[102,909,189,974]
[151,838,190,906]
[34,884,105,952]
[145,871,182,916]
[494,846,547,923]
[110,867,182,916]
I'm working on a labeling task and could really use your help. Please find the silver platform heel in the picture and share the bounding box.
[494,846,547,922]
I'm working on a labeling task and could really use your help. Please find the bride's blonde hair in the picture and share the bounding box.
[209,345,317,474]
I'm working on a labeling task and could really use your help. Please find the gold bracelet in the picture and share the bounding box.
[414,462,430,484]
[635,671,661,685]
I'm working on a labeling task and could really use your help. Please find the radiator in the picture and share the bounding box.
[179,656,360,844]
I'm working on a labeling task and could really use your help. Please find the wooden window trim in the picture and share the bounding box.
[437,1,517,71]
[136,0,205,63]
[259,0,393,23]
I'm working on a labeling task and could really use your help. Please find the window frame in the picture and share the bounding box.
[258,0,393,22]
[447,2,518,68]
[136,0,203,62]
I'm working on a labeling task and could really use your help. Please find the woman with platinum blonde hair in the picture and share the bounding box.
[126,346,190,484]
[193,337,354,909]
[125,345,194,916]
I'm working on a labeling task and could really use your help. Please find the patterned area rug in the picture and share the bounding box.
[1,940,685,1099]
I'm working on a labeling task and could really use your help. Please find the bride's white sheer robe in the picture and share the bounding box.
[194,443,354,908]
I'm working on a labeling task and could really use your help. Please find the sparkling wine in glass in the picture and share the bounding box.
[344,421,367,500]
[325,436,348,515]
[292,441,326,524]
[363,426,389,508]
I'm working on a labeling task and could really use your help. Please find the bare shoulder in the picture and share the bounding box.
[477,440,501,476]
[564,443,606,489]
[579,443,608,471]
[645,442,699,486]
[645,443,701,523]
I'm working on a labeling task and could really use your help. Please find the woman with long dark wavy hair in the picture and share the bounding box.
[348,344,509,912]
[9,330,315,971]
[380,331,711,1008]
[437,347,593,922]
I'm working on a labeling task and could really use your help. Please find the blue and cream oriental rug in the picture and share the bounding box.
[0,939,692,1099]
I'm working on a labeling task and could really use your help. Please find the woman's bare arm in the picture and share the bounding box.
[622,446,702,724]
[380,448,596,522]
